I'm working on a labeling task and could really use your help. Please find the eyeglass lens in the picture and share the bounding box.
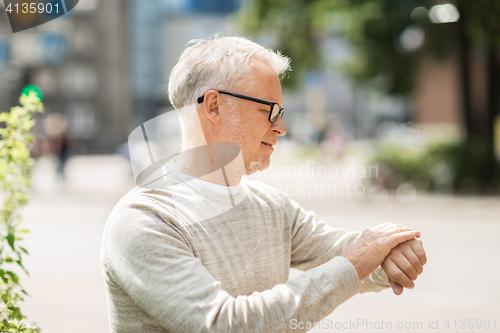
[271,104,280,122]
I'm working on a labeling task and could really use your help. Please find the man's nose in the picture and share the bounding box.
[272,115,287,136]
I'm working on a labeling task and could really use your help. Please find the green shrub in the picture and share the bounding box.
[0,92,43,332]
[370,137,499,194]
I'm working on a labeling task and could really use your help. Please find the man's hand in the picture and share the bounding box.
[341,223,420,281]
[381,238,427,295]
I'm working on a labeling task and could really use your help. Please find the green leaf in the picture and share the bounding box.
[16,260,28,276]
[6,271,18,284]
[6,233,15,251]
[0,269,8,284]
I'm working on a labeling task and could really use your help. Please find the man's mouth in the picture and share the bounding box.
[261,142,273,147]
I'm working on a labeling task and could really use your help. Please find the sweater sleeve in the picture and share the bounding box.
[102,197,361,333]
[286,197,390,293]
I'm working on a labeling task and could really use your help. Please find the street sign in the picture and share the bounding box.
[0,39,9,66]
[36,32,68,65]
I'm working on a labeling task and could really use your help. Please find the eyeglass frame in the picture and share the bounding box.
[197,90,285,124]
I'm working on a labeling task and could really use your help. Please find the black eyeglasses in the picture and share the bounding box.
[197,90,285,124]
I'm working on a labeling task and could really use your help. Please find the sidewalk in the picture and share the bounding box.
[18,155,500,333]
[21,155,134,333]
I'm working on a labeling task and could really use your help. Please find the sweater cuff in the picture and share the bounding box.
[322,256,361,303]
[373,265,391,286]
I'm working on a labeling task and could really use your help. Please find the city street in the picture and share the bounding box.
[18,155,500,333]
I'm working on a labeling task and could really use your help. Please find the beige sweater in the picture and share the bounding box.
[100,170,390,332]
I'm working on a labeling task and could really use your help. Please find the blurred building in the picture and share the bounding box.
[415,48,500,141]
[0,0,376,153]
[129,0,242,125]
[0,0,245,154]
[0,0,129,153]
[4,1,491,155]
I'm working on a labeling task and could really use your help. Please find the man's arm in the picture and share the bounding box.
[102,197,363,333]
[103,190,424,332]
[286,196,419,293]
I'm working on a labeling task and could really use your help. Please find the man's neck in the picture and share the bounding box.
[176,143,244,187]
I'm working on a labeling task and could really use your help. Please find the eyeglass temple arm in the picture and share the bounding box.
[197,91,273,107]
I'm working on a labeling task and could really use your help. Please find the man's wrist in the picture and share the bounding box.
[340,254,362,281]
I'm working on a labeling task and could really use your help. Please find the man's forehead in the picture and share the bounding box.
[245,59,283,104]
[248,58,276,76]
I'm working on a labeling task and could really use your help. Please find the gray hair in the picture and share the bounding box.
[168,35,291,110]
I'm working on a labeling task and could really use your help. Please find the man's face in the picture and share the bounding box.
[216,60,287,175]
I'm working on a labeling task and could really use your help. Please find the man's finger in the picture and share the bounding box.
[382,258,414,290]
[389,278,404,296]
[391,251,419,280]
[401,245,424,275]
[409,239,427,266]
[384,230,420,249]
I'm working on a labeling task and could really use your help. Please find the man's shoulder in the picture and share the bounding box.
[104,186,177,233]
[241,177,292,206]
[112,186,172,212]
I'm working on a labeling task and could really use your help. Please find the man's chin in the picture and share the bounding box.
[244,158,270,175]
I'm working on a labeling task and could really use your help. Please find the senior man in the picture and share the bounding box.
[101,36,426,333]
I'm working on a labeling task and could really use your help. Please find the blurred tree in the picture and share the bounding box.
[239,0,499,93]
[239,0,500,190]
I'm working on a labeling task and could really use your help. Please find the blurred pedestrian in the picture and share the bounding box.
[43,112,73,182]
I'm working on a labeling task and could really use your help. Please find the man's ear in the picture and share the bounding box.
[202,90,221,125]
